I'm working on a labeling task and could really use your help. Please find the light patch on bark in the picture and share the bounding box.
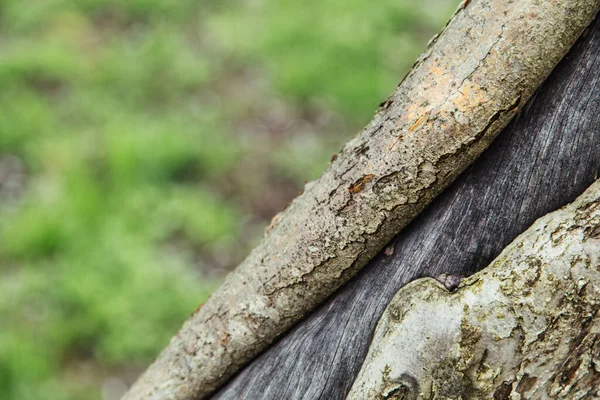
[348,180,600,400]
[124,2,600,399]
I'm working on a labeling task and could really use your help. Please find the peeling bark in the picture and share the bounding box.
[214,14,600,399]
[348,180,600,399]
[124,2,600,399]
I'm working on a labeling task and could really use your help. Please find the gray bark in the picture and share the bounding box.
[348,179,600,399]
[214,14,600,400]
[125,1,600,398]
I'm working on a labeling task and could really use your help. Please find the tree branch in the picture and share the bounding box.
[214,14,600,399]
[124,2,600,399]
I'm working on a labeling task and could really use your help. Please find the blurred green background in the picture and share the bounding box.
[0,1,455,399]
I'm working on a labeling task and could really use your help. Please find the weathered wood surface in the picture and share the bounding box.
[349,180,600,399]
[125,2,599,398]
[213,15,600,400]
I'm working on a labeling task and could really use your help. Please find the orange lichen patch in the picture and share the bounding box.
[408,113,429,132]
[420,65,455,103]
[452,80,490,114]
[388,111,430,151]
[349,174,376,193]
[402,69,454,124]
[427,65,447,81]
[265,213,281,234]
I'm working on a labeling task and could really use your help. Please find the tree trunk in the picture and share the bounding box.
[125,2,600,399]
[348,179,600,399]
[214,14,600,400]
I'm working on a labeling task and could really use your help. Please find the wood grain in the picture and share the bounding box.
[214,14,600,400]
[125,2,599,398]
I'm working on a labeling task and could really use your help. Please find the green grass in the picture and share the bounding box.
[0,1,455,399]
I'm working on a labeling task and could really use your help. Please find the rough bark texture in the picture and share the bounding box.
[214,14,600,400]
[348,179,600,399]
[125,2,600,399]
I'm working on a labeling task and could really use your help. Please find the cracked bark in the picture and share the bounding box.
[348,179,600,399]
[214,13,600,400]
[124,1,600,399]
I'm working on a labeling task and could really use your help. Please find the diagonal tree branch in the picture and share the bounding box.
[124,2,600,399]
[214,14,600,399]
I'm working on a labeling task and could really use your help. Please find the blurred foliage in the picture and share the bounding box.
[0,0,455,399]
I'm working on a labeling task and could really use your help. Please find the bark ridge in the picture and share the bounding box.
[215,14,600,400]
[125,2,600,398]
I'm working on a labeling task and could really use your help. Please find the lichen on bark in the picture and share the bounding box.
[348,180,600,400]
[124,1,600,399]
